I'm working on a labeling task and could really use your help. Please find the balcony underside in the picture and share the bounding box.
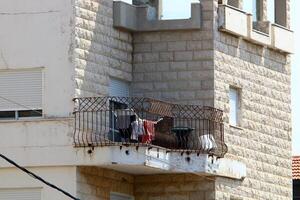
[76,146,246,180]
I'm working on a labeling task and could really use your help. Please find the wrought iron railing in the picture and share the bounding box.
[73,97,228,157]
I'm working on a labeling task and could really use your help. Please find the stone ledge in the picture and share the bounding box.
[218,4,294,54]
[113,1,202,32]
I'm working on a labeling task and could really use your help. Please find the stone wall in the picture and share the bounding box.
[74,1,293,199]
[135,174,215,200]
[77,167,134,200]
[213,1,292,199]
[77,167,216,200]
[74,0,133,97]
[131,0,216,106]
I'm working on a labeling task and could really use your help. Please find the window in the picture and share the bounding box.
[0,69,43,120]
[243,0,258,21]
[109,78,130,97]
[229,87,240,126]
[274,0,287,27]
[0,110,43,120]
[267,0,275,23]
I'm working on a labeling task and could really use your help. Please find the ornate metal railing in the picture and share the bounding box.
[73,97,228,157]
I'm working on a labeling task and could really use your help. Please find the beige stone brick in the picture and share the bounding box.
[159,52,174,61]
[174,51,193,61]
[168,41,187,51]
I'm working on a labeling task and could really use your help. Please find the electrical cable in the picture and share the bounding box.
[0,95,43,115]
[0,95,71,126]
[0,153,80,200]
[0,95,79,199]
[1,95,284,198]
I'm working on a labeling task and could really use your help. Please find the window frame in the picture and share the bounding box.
[229,87,241,127]
[0,109,43,120]
[0,68,44,121]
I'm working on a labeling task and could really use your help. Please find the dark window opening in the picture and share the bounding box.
[0,110,43,120]
[18,110,43,118]
[0,111,15,119]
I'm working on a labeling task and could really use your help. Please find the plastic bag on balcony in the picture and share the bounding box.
[199,134,217,152]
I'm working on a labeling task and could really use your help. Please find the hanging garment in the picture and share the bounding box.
[131,118,144,141]
[115,109,135,129]
[142,120,157,143]
[116,115,131,129]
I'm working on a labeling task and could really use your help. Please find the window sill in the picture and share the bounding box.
[229,125,243,130]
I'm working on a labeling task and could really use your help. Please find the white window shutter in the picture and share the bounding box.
[0,69,43,111]
[229,88,239,126]
[109,78,130,97]
[0,188,41,200]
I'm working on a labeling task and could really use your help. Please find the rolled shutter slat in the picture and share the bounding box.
[0,188,41,200]
[109,78,130,97]
[0,69,43,111]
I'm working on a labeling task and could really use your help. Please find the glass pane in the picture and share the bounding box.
[162,0,200,19]
[267,0,275,23]
[229,88,238,126]
[0,111,15,120]
[18,110,43,118]
[244,0,257,21]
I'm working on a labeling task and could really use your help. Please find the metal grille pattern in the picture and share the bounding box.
[73,97,227,157]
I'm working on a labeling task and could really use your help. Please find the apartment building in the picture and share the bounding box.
[293,156,300,200]
[0,0,293,199]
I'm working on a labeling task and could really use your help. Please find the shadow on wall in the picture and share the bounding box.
[74,0,133,98]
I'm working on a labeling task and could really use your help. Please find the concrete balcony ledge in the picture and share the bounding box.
[272,23,294,53]
[113,1,201,32]
[79,146,246,180]
[218,5,294,53]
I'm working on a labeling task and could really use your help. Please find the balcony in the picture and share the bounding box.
[73,96,227,158]
[113,1,201,32]
[218,4,294,53]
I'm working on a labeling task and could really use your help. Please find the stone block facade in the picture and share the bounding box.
[213,0,292,198]
[77,167,215,200]
[73,0,292,199]
[74,0,133,97]
[131,0,216,106]
[77,167,134,200]
[134,174,215,200]
[214,33,292,200]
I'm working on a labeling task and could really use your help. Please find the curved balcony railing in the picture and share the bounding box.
[73,96,228,158]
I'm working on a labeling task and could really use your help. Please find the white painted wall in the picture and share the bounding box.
[0,167,77,200]
[0,0,75,117]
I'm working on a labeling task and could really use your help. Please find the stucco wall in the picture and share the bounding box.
[213,1,292,199]
[131,0,215,106]
[0,166,77,200]
[74,0,133,97]
[0,0,75,117]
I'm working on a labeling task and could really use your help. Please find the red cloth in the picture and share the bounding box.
[141,120,156,143]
